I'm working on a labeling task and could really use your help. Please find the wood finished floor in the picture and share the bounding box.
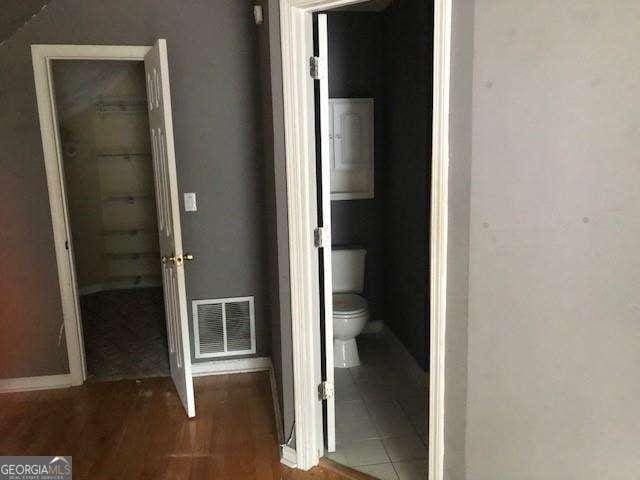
[0,372,372,480]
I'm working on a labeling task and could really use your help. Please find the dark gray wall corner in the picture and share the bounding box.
[383,0,433,369]
[257,0,296,439]
[0,0,271,378]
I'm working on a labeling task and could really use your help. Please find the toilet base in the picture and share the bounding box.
[334,338,361,368]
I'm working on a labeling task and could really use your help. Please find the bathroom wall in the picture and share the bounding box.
[327,13,387,324]
[382,0,433,369]
[0,0,269,378]
[326,1,433,369]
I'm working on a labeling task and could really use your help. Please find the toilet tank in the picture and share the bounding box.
[331,247,366,293]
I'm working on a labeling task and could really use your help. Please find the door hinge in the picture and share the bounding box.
[309,56,322,80]
[318,381,334,400]
[314,227,327,248]
[65,240,69,250]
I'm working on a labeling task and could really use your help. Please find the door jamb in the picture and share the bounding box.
[31,44,152,386]
[278,0,451,476]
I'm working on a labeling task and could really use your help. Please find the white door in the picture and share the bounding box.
[315,13,336,452]
[145,39,195,418]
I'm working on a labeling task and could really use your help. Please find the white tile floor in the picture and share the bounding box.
[326,329,428,480]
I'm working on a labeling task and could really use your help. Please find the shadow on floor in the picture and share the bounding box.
[80,287,169,381]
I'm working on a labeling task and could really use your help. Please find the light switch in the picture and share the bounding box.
[184,192,197,212]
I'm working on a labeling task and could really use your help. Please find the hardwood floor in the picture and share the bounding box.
[0,372,374,480]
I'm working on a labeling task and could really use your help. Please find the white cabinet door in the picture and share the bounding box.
[145,39,195,418]
[329,98,374,200]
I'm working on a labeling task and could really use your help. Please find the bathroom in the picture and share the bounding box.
[323,1,432,479]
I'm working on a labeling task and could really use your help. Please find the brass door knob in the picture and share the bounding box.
[162,255,177,264]
[162,253,193,265]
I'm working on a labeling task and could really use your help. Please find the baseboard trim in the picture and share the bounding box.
[281,445,298,468]
[0,374,74,393]
[191,356,272,377]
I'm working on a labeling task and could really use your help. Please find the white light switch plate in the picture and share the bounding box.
[184,192,197,212]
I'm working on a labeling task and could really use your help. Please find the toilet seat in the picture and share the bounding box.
[333,293,368,316]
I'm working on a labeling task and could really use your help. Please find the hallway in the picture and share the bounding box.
[0,372,376,479]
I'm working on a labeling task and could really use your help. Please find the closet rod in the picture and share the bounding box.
[102,194,152,204]
[96,98,147,115]
[106,274,162,284]
[101,228,157,236]
[97,153,150,160]
[105,251,159,260]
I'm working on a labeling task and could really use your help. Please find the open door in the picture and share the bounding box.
[145,39,195,418]
[314,14,336,452]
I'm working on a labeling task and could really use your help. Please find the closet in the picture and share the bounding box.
[56,62,159,291]
[53,60,166,381]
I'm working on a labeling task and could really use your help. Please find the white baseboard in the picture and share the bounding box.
[0,373,74,393]
[281,445,298,468]
[191,356,272,377]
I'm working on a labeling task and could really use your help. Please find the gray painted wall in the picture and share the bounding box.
[258,0,295,441]
[466,1,640,478]
[0,0,270,378]
[444,0,474,478]
[383,0,432,369]
[327,13,387,326]
[0,1,51,43]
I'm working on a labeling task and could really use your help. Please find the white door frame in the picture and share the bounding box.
[278,0,451,476]
[31,44,152,386]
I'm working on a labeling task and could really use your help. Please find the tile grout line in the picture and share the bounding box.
[334,332,428,478]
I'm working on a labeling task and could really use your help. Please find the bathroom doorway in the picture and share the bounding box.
[32,42,195,417]
[313,2,433,477]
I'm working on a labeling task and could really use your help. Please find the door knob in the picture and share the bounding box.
[161,253,193,265]
[161,255,177,264]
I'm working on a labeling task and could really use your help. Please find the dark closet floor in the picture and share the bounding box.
[80,287,170,382]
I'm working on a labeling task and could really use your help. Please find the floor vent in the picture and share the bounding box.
[193,296,255,358]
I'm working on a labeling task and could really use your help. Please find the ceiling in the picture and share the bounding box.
[0,0,51,43]
[0,0,393,43]
[330,0,394,12]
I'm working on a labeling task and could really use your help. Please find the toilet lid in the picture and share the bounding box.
[333,293,368,315]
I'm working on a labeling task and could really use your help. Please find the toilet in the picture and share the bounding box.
[332,247,369,368]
